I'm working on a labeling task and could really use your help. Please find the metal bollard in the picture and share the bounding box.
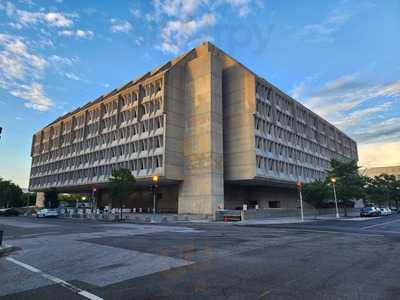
[0,230,3,247]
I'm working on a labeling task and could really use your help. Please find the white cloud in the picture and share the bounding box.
[76,29,94,38]
[130,8,141,18]
[64,72,80,81]
[302,74,400,122]
[0,33,47,80]
[297,8,353,42]
[154,0,205,19]
[8,22,23,29]
[10,82,54,111]
[49,55,79,65]
[295,73,400,153]
[149,0,262,53]
[224,0,253,17]
[16,10,74,28]
[110,19,132,33]
[43,12,73,27]
[5,1,15,16]
[352,117,400,144]
[58,29,94,39]
[160,13,215,53]
[0,34,53,111]
[334,102,392,129]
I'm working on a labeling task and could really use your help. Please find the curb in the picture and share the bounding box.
[0,244,20,257]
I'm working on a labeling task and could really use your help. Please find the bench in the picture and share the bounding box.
[223,215,241,222]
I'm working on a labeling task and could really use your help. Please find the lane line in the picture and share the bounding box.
[5,257,103,300]
[362,218,400,229]
[279,228,385,237]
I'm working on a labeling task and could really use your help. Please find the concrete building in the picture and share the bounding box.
[364,165,400,179]
[29,42,358,215]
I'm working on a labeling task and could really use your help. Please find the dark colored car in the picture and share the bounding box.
[360,207,379,217]
[0,209,20,216]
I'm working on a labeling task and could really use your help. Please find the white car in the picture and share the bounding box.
[379,208,392,216]
[36,208,59,218]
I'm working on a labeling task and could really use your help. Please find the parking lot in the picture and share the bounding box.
[1,215,400,299]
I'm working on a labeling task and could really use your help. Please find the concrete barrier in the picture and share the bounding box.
[242,207,361,220]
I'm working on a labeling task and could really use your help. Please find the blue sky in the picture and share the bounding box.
[0,0,399,188]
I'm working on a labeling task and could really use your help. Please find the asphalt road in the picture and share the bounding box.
[1,214,400,299]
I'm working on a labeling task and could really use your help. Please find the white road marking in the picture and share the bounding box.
[6,257,104,300]
[362,218,400,229]
[6,257,41,273]
[0,219,58,228]
[287,228,384,237]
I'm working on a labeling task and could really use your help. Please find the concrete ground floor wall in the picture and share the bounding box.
[224,184,314,211]
[35,181,315,217]
[97,185,179,213]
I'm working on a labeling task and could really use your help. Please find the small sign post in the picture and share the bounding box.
[91,187,97,213]
[297,181,304,222]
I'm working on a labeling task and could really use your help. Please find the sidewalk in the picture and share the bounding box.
[0,243,19,257]
[238,217,315,225]
[237,215,374,225]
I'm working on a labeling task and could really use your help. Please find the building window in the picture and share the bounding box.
[269,201,280,208]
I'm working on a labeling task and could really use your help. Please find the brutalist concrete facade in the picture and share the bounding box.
[29,42,358,215]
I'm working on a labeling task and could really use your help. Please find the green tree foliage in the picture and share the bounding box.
[59,194,90,207]
[107,168,136,219]
[326,159,366,216]
[302,159,366,215]
[302,180,330,208]
[22,192,36,206]
[366,174,400,208]
[0,177,24,208]
[44,188,59,208]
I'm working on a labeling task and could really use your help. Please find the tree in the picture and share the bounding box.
[44,188,59,208]
[107,168,136,220]
[326,159,366,216]
[59,194,89,207]
[0,177,24,208]
[22,192,36,206]
[366,174,400,208]
[302,180,330,208]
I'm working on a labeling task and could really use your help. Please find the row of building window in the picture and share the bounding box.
[255,136,330,169]
[32,134,164,168]
[255,156,325,180]
[254,117,356,159]
[30,156,164,188]
[33,113,164,157]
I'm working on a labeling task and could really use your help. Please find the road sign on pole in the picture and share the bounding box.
[297,181,304,222]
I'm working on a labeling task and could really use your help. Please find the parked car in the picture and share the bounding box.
[36,208,59,218]
[0,208,20,216]
[360,207,380,217]
[379,208,392,216]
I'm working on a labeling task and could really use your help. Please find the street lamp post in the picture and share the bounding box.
[81,196,87,215]
[152,176,159,215]
[331,177,340,218]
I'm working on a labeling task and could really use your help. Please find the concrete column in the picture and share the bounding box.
[178,49,224,217]
[35,192,45,208]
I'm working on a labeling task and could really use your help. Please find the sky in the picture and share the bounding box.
[0,0,399,188]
